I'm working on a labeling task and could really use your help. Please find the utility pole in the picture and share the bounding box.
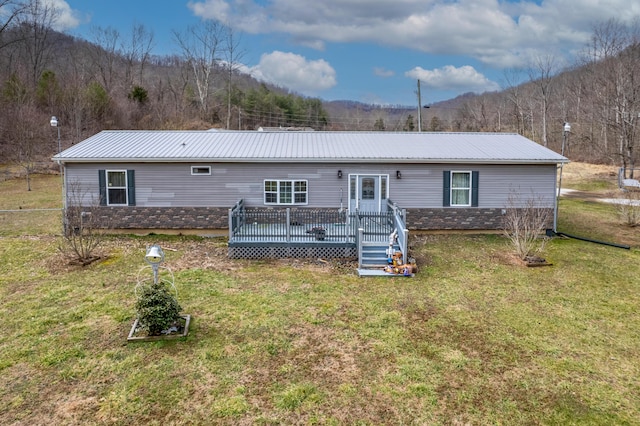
[417,80,422,132]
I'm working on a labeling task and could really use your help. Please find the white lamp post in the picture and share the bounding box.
[50,116,61,154]
[555,122,571,232]
[50,116,65,232]
[562,122,571,156]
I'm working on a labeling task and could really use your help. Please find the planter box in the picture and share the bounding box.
[127,314,191,343]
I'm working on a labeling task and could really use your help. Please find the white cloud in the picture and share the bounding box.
[188,0,640,68]
[249,51,337,94]
[405,65,500,93]
[373,67,394,78]
[187,0,231,22]
[46,0,85,31]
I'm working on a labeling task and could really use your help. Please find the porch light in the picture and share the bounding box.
[396,170,402,179]
[338,170,343,179]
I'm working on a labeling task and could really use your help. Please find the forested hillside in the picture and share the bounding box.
[0,0,638,179]
[0,0,329,179]
[391,20,639,170]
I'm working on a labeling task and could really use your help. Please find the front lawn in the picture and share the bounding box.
[0,168,639,425]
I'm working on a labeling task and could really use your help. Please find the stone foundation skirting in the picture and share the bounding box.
[85,206,553,232]
[406,207,554,230]
[90,206,229,230]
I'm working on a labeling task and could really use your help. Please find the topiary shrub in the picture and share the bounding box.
[135,281,182,336]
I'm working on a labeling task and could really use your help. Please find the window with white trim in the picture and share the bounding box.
[450,171,471,206]
[107,170,128,205]
[264,180,308,205]
[191,166,211,175]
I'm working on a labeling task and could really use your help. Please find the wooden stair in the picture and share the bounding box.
[357,242,413,277]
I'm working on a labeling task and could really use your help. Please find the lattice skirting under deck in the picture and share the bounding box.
[228,244,357,259]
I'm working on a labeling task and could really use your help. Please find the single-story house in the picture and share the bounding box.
[54,130,567,262]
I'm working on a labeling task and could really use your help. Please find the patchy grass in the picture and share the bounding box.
[560,162,619,193]
[0,174,62,236]
[0,173,62,210]
[0,167,639,425]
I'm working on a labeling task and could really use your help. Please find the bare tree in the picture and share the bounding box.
[0,0,27,50]
[11,111,39,190]
[87,25,120,96]
[581,19,640,175]
[121,23,155,90]
[502,191,552,261]
[59,47,93,141]
[502,68,528,135]
[162,54,192,123]
[223,25,244,129]
[173,21,226,119]
[528,54,559,147]
[59,180,108,265]
[2,99,48,190]
[13,0,58,86]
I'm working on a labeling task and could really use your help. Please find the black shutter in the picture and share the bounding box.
[471,171,479,207]
[127,170,136,206]
[443,170,450,207]
[98,170,106,206]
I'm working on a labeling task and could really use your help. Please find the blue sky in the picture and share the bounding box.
[55,0,639,106]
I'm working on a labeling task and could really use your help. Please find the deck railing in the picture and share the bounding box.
[229,204,356,243]
[229,200,409,264]
[228,199,245,240]
[354,210,394,242]
[387,199,409,264]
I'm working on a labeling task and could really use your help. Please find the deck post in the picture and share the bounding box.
[228,208,233,241]
[358,227,364,269]
[286,208,291,242]
[402,228,409,264]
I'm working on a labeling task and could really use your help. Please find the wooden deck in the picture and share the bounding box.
[227,201,409,268]
[228,205,394,245]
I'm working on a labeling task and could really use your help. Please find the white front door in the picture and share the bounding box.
[349,174,388,212]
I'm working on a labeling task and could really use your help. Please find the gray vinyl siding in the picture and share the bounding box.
[385,163,556,208]
[64,162,557,209]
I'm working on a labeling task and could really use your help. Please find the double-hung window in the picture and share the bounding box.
[99,169,135,206]
[451,171,471,206]
[443,170,479,207]
[264,180,308,205]
[107,170,128,205]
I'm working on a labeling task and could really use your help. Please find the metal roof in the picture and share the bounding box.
[53,130,568,164]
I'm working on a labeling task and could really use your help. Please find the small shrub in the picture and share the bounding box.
[128,85,148,104]
[614,190,640,226]
[135,281,182,336]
